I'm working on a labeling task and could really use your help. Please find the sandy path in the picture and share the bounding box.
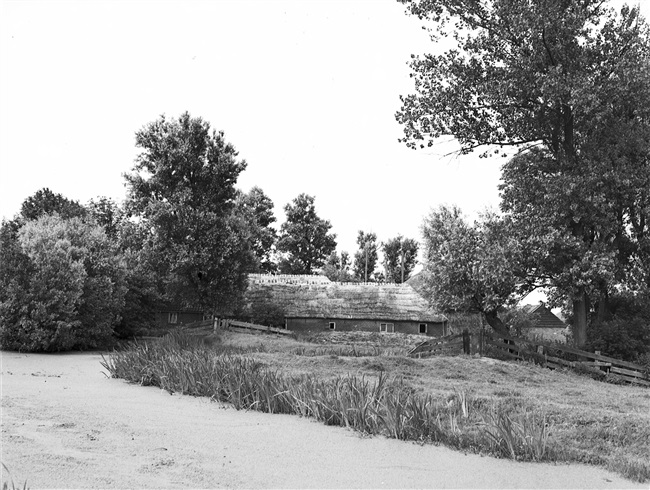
[0,352,644,489]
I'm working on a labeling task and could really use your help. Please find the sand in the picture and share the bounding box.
[0,351,644,489]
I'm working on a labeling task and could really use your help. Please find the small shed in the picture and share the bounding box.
[244,274,448,336]
[521,303,567,341]
[154,305,206,328]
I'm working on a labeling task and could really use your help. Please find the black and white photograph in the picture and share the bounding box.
[1,0,649,488]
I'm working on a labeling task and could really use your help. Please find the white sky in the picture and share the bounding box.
[1,0,645,273]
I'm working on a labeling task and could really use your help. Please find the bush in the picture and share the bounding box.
[586,294,650,362]
[0,215,126,351]
[248,299,286,328]
[587,317,650,362]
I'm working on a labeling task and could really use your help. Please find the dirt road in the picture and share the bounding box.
[0,352,644,489]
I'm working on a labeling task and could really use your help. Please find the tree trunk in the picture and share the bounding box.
[483,310,509,336]
[595,289,611,325]
[572,290,589,348]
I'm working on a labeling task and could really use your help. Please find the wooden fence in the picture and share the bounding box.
[408,332,472,357]
[215,319,293,336]
[409,329,650,387]
[180,318,292,336]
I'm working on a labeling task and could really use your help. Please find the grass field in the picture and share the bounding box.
[103,329,650,483]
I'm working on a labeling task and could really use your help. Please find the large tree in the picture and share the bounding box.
[353,231,379,282]
[397,0,649,346]
[276,193,337,274]
[124,112,255,313]
[421,205,522,334]
[382,235,419,283]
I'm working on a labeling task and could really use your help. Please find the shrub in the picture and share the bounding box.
[586,294,650,362]
[0,215,126,351]
[587,317,650,362]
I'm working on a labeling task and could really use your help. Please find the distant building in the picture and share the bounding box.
[244,274,448,336]
[521,303,567,341]
[154,305,207,328]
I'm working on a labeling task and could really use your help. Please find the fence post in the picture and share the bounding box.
[462,329,470,355]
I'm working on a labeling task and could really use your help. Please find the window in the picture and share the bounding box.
[419,323,427,334]
[379,323,394,333]
[168,313,178,324]
[329,322,336,330]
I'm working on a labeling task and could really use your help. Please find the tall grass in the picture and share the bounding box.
[102,331,554,462]
[1,464,28,490]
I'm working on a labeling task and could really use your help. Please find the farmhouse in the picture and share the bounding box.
[244,274,448,336]
[520,303,567,341]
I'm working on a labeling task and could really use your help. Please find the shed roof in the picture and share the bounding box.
[245,275,446,323]
[522,303,566,329]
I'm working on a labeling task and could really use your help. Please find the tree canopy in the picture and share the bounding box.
[382,235,418,283]
[235,186,277,273]
[124,112,254,313]
[322,250,352,282]
[353,231,379,282]
[421,205,522,334]
[398,0,650,346]
[20,187,87,221]
[276,194,337,274]
[0,215,126,351]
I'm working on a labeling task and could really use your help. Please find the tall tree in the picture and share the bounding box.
[353,231,379,281]
[235,186,277,273]
[421,206,521,334]
[276,193,337,274]
[123,112,254,313]
[397,0,649,346]
[382,235,418,283]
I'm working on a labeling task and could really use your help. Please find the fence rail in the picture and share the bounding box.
[216,319,293,336]
[485,332,650,386]
[408,332,471,357]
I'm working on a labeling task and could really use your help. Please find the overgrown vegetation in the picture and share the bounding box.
[103,331,650,483]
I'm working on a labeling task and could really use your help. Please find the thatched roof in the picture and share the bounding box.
[245,274,446,323]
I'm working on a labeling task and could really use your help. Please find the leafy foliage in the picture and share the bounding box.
[0,215,126,351]
[421,205,522,333]
[123,112,255,313]
[586,294,650,362]
[382,235,418,283]
[276,193,337,274]
[322,250,352,282]
[20,187,87,221]
[235,186,277,273]
[398,0,650,346]
[352,231,378,281]
[86,196,124,239]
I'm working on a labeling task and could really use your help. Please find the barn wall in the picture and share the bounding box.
[286,318,445,337]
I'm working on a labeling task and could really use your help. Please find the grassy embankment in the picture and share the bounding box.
[102,330,650,483]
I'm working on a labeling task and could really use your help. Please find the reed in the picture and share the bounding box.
[102,331,555,463]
